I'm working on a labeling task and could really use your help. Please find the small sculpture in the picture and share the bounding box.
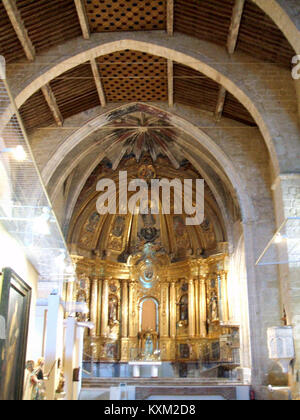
[56,370,65,395]
[108,295,118,325]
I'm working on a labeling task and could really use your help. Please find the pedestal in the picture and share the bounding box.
[129,361,162,378]
[133,364,140,378]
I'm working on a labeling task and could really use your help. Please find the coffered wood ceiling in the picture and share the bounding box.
[1,0,295,130]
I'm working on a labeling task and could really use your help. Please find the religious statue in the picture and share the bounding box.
[138,226,160,243]
[112,216,125,238]
[108,295,118,325]
[35,357,48,381]
[23,360,37,400]
[85,212,100,233]
[179,295,188,322]
[23,360,45,400]
[209,292,219,322]
[56,370,65,395]
[145,335,154,357]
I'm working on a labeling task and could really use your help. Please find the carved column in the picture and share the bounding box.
[121,279,129,338]
[90,278,98,337]
[188,278,195,337]
[170,281,177,339]
[199,276,207,338]
[96,279,102,336]
[129,281,136,337]
[160,282,169,338]
[120,279,129,361]
[220,270,229,323]
[194,278,199,336]
[101,279,109,337]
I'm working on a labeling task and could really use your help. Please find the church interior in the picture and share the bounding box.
[0,0,300,401]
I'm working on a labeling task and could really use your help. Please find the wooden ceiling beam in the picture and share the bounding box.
[227,0,246,54]
[167,0,174,36]
[90,58,107,107]
[74,0,90,40]
[41,84,63,127]
[168,60,174,107]
[2,0,35,61]
[215,86,227,121]
[216,0,246,120]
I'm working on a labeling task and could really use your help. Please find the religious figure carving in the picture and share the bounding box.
[112,216,125,238]
[138,226,160,243]
[108,295,118,325]
[85,212,100,233]
[23,360,37,400]
[179,294,189,322]
[209,292,219,322]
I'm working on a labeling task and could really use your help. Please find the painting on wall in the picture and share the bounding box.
[106,343,119,360]
[0,268,32,400]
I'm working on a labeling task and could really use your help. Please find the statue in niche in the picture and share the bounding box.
[209,292,219,322]
[112,216,125,238]
[85,212,100,233]
[76,290,87,322]
[282,307,288,326]
[179,294,188,322]
[138,226,160,244]
[138,163,156,182]
[108,295,118,326]
[138,212,160,244]
[145,335,154,357]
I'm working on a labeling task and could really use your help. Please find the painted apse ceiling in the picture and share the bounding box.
[68,105,231,270]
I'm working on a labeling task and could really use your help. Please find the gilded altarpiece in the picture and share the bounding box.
[68,254,239,365]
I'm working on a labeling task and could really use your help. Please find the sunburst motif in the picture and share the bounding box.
[106,112,180,170]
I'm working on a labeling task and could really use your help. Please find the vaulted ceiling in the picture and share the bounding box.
[0,0,295,132]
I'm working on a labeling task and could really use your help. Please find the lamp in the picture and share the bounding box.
[0,146,27,161]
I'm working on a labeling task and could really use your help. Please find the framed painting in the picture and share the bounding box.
[0,268,32,400]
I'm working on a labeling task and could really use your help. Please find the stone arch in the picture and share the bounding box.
[44,102,255,227]
[6,35,294,175]
[253,0,300,53]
